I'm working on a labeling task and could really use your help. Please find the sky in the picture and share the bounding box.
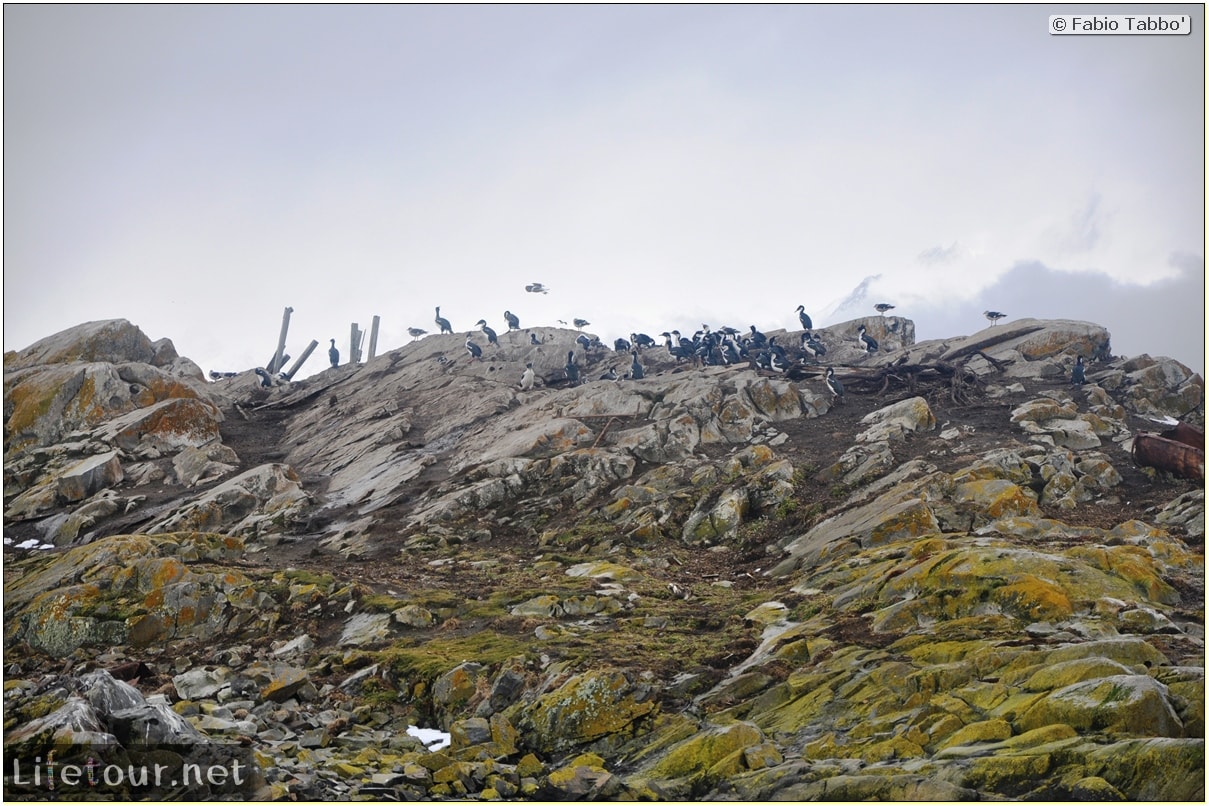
[4,4,1205,379]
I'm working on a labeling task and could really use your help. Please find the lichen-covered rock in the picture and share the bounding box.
[521,669,657,754]
[1017,675,1183,737]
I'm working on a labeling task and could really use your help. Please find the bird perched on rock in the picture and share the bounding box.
[564,351,579,385]
[465,334,482,361]
[328,338,339,367]
[254,368,273,388]
[525,282,549,294]
[630,350,645,380]
[796,305,813,330]
[475,319,499,347]
[984,310,1006,326]
[875,303,895,316]
[825,367,844,403]
[1071,355,1086,386]
[857,325,878,353]
[614,337,632,352]
[573,318,590,330]
[435,306,453,334]
[631,333,657,350]
[407,327,427,341]
[800,330,827,359]
[598,367,618,381]
[520,362,535,391]
[504,311,520,331]
[529,332,542,345]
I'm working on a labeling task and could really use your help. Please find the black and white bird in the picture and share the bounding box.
[520,362,535,391]
[576,333,592,350]
[748,325,768,348]
[800,330,827,359]
[857,325,878,353]
[254,367,273,388]
[1071,355,1086,386]
[629,350,645,380]
[825,367,844,403]
[631,333,657,350]
[796,305,813,331]
[598,367,618,381]
[504,310,520,331]
[614,337,632,352]
[529,332,542,346]
[573,318,590,330]
[769,348,789,373]
[465,334,482,360]
[874,303,895,316]
[564,351,580,385]
[328,339,339,367]
[525,283,550,294]
[984,310,1006,326]
[435,306,453,334]
[662,331,692,362]
[407,327,427,341]
[476,319,499,346]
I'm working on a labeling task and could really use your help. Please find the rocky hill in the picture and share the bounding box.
[3,316,1204,800]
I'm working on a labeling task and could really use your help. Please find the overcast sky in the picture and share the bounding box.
[5,4,1204,378]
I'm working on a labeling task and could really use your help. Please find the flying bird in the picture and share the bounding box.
[525,283,550,294]
[435,306,453,334]
[1071,355,1086,386]
[984,310,1006,326]
[874,303,895,316]
[407,327,427,341]
[796,305,813,331]
[328,338,339,368]
[504,311,520,331]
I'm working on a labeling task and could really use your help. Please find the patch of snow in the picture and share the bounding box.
[407,725,451,750]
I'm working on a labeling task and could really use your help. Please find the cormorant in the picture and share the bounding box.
[564,351,579,385]
[435,306,453,334]
[504,311,520,331]
[465,334,482,360]
[857,325,878,353]
[630,350,645,380]
[328,339,339,367]
[476,319,499,346]
[796,305,813,330]
[825,367,844,403]
[520,362,535,391]
[1071,355,1086,386]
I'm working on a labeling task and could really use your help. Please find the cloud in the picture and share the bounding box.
[917,242,962,265]
[909,256,1205,374]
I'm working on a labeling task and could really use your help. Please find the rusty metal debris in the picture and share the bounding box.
[1132,422,1205,481]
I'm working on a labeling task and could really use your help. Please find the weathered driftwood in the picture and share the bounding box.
[795,351,1006,404]
[1133,423,1205,481]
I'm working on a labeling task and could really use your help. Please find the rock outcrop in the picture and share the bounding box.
[4,316,1203,800]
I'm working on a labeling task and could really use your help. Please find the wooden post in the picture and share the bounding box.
[270,306,294,373]
[284,340,318,380]
[367,315,381,361]
[350,323,362,364]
